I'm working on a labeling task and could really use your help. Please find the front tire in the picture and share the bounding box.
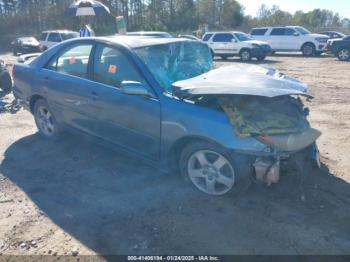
[179,141,251,196]
[33,99,59,139]
[256,55,266,61]
[337,48,350,61]
[302,43,315,56]
[240,49,251,62]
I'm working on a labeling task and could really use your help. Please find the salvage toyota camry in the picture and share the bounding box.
[13,36,321,195]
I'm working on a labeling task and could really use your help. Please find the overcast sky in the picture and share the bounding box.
[238,0,350,19]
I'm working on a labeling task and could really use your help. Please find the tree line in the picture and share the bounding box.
[0,0,349,45]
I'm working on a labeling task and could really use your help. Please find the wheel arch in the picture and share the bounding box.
[29,94,45,113]
[301,41,316,51]
[166,135,225,172]
[239,47,251,55]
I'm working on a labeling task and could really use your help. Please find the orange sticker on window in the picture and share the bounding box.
[69,57,76,64]
[108,64,117,74]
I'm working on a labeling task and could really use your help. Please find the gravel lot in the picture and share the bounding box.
[0,51,350,257]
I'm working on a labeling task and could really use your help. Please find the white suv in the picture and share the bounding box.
[250,26,329,56]
[202,31,272,61]
[39,30,79,50]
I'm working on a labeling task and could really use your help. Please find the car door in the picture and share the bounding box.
[40,42,98,134]
[269,28,286,50]
[46,32,62,48]
[88,44,161,160]
[211,33,236,54]
[284,28,300,50]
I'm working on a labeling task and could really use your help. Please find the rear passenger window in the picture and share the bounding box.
[93,45,144,88]
[271,28,286,36]
[202,34,213,41]
[213,33,233,42]
[46,44,93,78]
[250,29,268,36]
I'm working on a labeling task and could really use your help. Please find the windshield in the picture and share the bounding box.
[234,33,252,41]
[294,27,311,35]
[134,41,213,93]
[61,33,79,40]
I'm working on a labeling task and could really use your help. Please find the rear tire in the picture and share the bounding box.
[179,141,252,196]
[33,99,60,139]
[337,48,350,61]
[240,49,252,62]
[302,43,315,56]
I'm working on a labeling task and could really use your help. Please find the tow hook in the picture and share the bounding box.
[254,157,280,186]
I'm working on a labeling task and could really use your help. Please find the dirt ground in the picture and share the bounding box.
[0,51,350,258]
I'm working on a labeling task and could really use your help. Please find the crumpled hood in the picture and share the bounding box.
[172,64,308,98]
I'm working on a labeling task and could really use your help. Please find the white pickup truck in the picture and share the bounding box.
[250,26,329,56]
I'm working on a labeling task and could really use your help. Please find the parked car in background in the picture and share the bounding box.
[11,37,41,56]
[0,58,12,93]
[39,30,79,50]
[178,34,200,41]
[250,26,329,56]
[202,31,271,61]
[319,31,345,39]
[127,31,172,38]
[13,36,321,195]
[327,35,350,61]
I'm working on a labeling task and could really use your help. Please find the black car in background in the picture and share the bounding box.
[327,36,350,61]
[320,31,345,39]
[11,37,41,56]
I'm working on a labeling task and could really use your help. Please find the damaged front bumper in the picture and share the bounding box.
[250,142,321,186]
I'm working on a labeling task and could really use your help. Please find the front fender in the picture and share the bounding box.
[160,96,268,159]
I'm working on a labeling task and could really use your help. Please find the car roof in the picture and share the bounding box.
[42,30,78,34]
[204,31,245,34]
[127,31,170,35]
[97,35,191,49]
[252,26,300,29]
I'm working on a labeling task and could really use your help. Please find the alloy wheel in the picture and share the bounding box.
[303,44,314,56]
[241,51,251,61]
[338,49,350,61]
[187,150,235,195]
[36,106,55,137]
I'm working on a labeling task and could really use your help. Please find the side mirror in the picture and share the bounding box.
[293,32,299,36]
[231,38,237,42]
[120,81,152,97]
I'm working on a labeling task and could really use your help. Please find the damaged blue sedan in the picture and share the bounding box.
[13,37,321,195]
